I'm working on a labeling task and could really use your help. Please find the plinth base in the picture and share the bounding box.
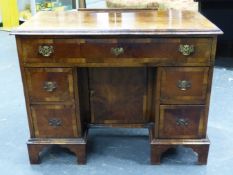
[27,137,87,165]
[151,137,210,165]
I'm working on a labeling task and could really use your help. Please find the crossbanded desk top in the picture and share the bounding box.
[12,9,222,36]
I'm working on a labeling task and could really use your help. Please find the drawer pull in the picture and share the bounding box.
[43,81,57,92]
[176,118,189,126]
[48,118,62,127]
[111,47,124,56]
[179,44,194,56]
[177,80,192,91]
[38,45,54,57]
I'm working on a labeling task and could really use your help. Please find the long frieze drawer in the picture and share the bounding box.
[81,38,212,63]
[21,38,82,63]
[25,68,74,102]
[31,105,78,138]
[20,38,212,64]
[160,67,209,104]
[159,105,206,139]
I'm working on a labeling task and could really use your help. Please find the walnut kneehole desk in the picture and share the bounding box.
[12,9,222,165]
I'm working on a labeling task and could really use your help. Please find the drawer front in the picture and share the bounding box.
[159,105,205,139]
[21,38,212,64]
[25,68,74,102]
[81,38,212,64]
[160,67,209,104]
[31,105,78,138]
[21,39,82,63]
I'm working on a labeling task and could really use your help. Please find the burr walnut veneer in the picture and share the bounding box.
[12,9,222,165]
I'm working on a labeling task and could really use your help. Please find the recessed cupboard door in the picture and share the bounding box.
[88,67,150,124]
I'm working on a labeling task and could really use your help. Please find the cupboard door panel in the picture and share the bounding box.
[89,67,149,124]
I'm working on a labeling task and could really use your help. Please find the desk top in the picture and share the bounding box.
[12,9,222,36]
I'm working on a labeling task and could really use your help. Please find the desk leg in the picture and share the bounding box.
[27,144,44,164]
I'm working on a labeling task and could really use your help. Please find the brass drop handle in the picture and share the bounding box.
[43,81,57,92]
[38,45,54,57]
[179,44,194,56]
[111,47,124,56]
[176,118,189,126]
[177,80,192,91]
[48,118,62,127]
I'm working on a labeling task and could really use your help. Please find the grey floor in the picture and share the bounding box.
[1,2,233,174]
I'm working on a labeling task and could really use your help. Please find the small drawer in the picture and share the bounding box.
[159,105,205,139]
[25,68,74,102]
[31,105,78,138]
[81,38,212,64]
[21,38,82,63]
[160,67,209,104]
